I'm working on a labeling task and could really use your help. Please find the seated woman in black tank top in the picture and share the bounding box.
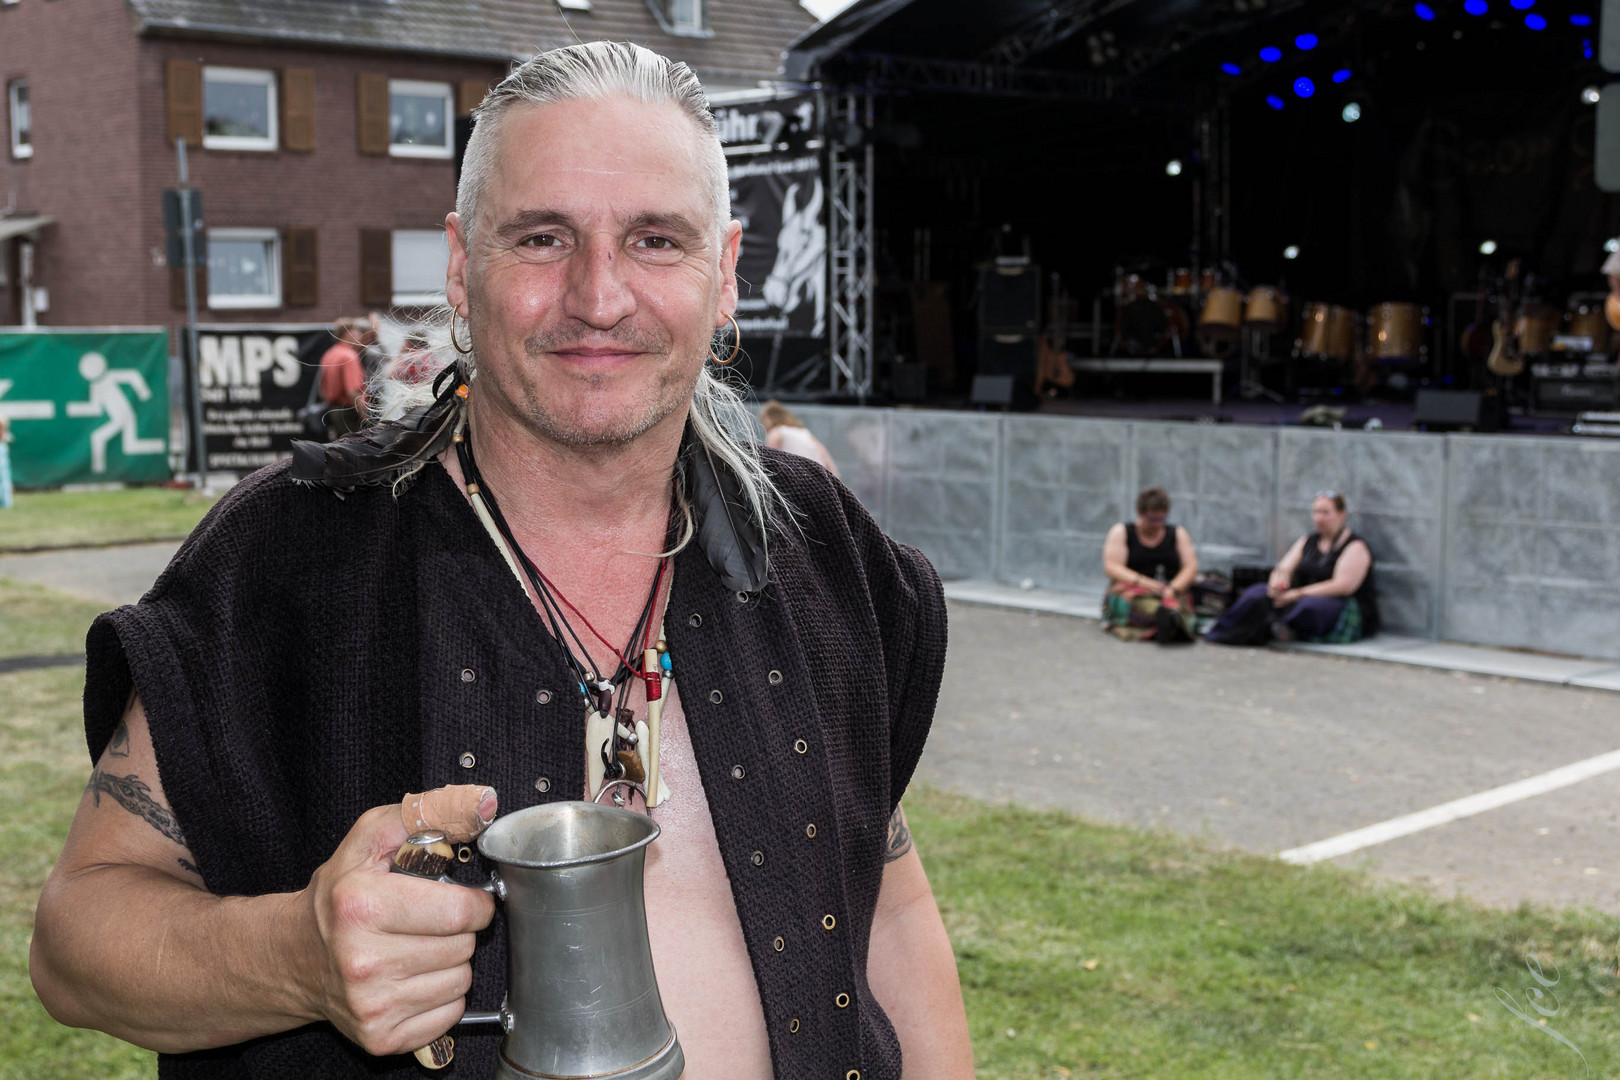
[1205,490,1380,645]
[1101,486,1200,642]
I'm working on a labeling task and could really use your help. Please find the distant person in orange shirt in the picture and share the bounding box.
[758,399,839,477]
[317,318,374,440]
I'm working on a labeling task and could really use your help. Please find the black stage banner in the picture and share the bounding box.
[1393,90,1613,292]
[185,323,330,472]
[718,93,826,340]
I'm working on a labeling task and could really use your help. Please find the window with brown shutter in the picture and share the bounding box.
[356,74,390,155]
[281,68,316,152]
[169,265,207,310]
[359,228,392,307]
[166,60,203,147]
[282,227,318,307]
[458,80,490,117]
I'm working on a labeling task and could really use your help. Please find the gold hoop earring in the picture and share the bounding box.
[450,312,474,356]
[709,313,742,365]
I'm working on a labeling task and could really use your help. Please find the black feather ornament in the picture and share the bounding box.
[289,366,464,493]
[684,433,769,593]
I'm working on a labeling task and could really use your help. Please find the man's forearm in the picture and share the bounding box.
[31,864,317,1052]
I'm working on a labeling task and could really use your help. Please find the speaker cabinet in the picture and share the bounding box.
[979,263,1041,334]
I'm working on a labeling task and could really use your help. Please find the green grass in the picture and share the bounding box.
[2,662,156,1080]
[0,579,109,659]
[3,583,1616,1078]
[908,787,1620,1078]
[0,487,216,552]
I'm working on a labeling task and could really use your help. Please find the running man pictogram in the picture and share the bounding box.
[65,352,166,474]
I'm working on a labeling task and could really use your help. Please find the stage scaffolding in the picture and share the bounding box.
[826,91,875,398]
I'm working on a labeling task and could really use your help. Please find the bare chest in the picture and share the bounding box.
[579,681,773,1079]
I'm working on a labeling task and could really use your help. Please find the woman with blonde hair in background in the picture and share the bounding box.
[759,399,840,477]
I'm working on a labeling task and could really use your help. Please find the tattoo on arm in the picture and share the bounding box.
[884,806,913,864]
[177,857,201,876]
[106,720,131,758]
[85,770,188,847]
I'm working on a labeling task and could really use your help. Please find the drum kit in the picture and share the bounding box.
[1108,264,1451,400]
[1111,264,1289,359]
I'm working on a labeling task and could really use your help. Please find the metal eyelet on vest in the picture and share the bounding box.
[847,1071,861,1080]
[731,765,746,780]
[794,738,808,754]
[460,668,476,683]
[736,591,750,603]
[536,689,553,705]
[835,992,851,1009]
[750,850,765,867]
[534,777,551,793]
[689,613,703,628]
[709,690,724,704]
[768,670,783,685]
[789,1018,800,1034]
[805,823,817,839]
[822,914,837,931]
[459,752,476,769]
[456,845,473,863]
[773,936,785,952]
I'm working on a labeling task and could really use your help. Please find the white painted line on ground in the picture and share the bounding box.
[1279,747,1620,865]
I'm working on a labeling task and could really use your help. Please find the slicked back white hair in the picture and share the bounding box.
[373,42,784,540]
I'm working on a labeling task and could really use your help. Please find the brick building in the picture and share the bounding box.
[0,0,815,330]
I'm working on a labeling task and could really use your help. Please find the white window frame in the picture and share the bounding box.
[9,81,31,160]
[669,0,703,32]
[206,227,282,310]
[388,79,454,160]
[201,66,278,152]
[391,228,449,306]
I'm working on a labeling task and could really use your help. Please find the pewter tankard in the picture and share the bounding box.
[449,801,683,1080]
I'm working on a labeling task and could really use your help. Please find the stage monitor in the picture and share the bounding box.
[1412,389,1492,432]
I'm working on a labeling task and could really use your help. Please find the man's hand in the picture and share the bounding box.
[299,805,496,1057]
[1276,588,1303,606]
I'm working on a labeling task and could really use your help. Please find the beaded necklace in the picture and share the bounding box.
[453,424,674,808]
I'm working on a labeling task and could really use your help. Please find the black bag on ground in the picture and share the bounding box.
[1153,603,1195,645]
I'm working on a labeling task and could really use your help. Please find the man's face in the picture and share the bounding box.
[446,96,741,450]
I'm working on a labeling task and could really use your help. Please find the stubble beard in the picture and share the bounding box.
[496,326,704,450]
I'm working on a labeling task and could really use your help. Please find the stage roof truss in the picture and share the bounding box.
[847,51,1113,101]
[983,0,1144,67]
[827,92,875,398]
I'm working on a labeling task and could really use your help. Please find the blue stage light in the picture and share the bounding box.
[1585,38,1596,58]
[1332,68,1353,84]
[1571,13,1593,26]
[1414,3,1436,20]
[1464,0,1487,14]
[1295,33,1319,50]
[1221,61,1242,75]
[1266,94,1286,110]
[1294,77,1316,98]
[1524,12,1547,28]
[1259,46,1283,62]
[1509,0,1532,9]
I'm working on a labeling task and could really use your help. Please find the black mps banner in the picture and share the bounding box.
[717,93,827,340]
[183,323,331,472]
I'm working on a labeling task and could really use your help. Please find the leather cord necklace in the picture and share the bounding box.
[453,426,673,805]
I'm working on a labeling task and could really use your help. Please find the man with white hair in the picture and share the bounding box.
[31,42,971,1079]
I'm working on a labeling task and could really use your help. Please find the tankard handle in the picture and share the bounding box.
[390,833,507,1068]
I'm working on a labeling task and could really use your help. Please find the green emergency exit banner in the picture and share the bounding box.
[0,329,170,487]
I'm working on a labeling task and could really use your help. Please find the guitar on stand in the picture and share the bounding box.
[1486,258,1526,378]
[1034,273,1077,397]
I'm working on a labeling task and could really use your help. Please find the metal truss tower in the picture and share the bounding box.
[825,91,874,398]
